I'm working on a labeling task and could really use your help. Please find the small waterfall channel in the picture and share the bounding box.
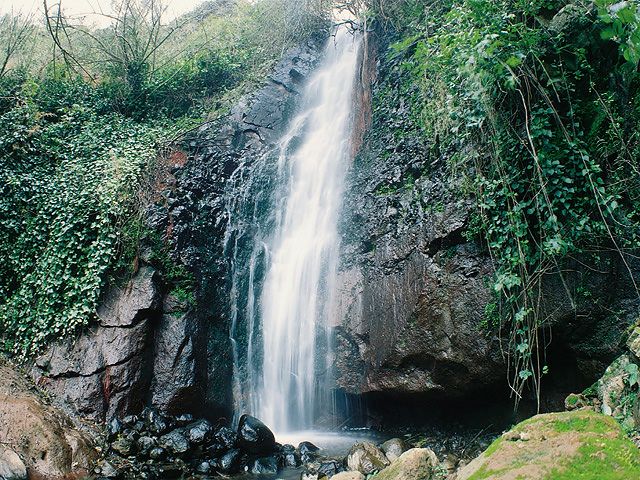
[225,26,362,434]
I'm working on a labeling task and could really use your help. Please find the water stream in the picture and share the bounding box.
[226,26,362,434]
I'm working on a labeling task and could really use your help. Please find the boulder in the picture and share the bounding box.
[298,441,320,456]
[380,438,408,462]
[136,436,157,457]
[627,323,640,360]
[250,456,279,474]
[111,436,136,456]
[186,419,213,444]
[346,441,390,475]
[159,429,190,455]
[331,473,365,480]
[597,355,637,428]
[0,448,27,480]
[280,444,300,467]
[455,410,640,479]
[318,459,344,477]
[0,358,97,479]
[217,448,243,474]
[213,426,237,450]
[237,415,276,454]
[374,448,439,480]
[142,407,170,436]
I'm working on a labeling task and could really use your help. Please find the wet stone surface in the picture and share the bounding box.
[99,409,500,479]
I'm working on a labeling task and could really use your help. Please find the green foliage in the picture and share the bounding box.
[0,0,329,358]
[0,73,178,356]
[388,0,640,404]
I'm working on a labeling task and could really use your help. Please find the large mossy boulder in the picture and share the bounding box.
[374,448,439,480]
[455,410,640,480]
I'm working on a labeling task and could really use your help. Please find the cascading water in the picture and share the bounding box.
[226,25,362,434]
[256,27,362,432]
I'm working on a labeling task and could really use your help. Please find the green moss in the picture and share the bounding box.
[545,428,640,480]
[463,411,640,480]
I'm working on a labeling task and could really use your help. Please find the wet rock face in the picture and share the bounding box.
[334,28,640,411]
[333,29,504,405]
[30,266,206,420]
[144,36,324,416]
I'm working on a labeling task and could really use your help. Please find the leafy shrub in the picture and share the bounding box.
[0,72,176,356]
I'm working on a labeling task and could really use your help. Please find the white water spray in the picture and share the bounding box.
[253,27,362,432]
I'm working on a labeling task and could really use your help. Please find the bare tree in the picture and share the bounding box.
[42,0,185,86]
[0,11,35,78]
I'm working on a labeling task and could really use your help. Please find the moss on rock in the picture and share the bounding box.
[455,410,640,480]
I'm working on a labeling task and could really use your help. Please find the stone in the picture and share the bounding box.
[159,430,190,455]
[111,436,136,456]
[0,359,97,479]
[331,473,365,480]
[196,461,212,474]
[217,448,243,474]
[214,426,237,449]
[99,460,121,479]
[318,459,343,477]
[107,417,123,439]
[346,442,390,475]
[186,419,213,444]
[251,456,279,474]
[627,324,640,360]
[142,407,170,432]
[0,448,27,480]
[298,441,320,456]
[122,415,138,427]
[174,413,194,426]
[149,447,166,460]
[598,355,632,417]
[281,444,300,467]
[456,410,640,480]
[136,436,157,457]
[237,415,276,454]
[564,393,590,411]
[380,438,408,462]
[301,473,320,480]
[374,448,439,480]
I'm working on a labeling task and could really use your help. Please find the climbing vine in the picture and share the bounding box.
[387,0,640,407]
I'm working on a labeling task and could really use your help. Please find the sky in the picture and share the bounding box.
[0,0,208,26]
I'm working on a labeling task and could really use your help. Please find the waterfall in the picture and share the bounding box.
[255,27,362,432]
[226,25,362,433]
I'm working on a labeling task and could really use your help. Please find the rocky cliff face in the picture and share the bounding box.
[30,37,325,422]
[31,265,204,420]
[333,27,640,419]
